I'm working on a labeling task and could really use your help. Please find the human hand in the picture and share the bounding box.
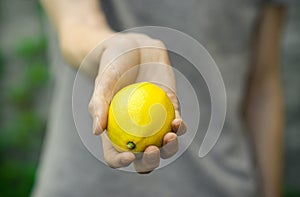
[86,33,187,173]
[45,0,186,174]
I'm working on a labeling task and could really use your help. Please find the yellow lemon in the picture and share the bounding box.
[107,82,175,153]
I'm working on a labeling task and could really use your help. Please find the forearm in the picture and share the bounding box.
[245,69,284,197]
[40,0,110,34]
[254,5,286,72]
[40,0,114,68]
[244,5,286,197]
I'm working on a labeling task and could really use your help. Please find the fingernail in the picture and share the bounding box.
[176,119,182,128]
[172,119,180,130]
[93,116,99,134]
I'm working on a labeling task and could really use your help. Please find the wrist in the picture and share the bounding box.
[58,15,114,40]
[58,20,115,68]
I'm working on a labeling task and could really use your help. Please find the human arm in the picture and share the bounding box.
[40,0,113,68]
[40,0,186,173]
[243,5,286,197]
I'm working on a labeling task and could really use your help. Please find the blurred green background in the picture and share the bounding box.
[0,0,299,196]
[0,1,50,196]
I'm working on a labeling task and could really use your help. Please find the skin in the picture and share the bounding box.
[242,5,286,197]
[41,0,186,173]
[41,0,286,194]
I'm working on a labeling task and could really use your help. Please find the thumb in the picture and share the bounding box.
[88,49,122,135]
[89,94,110,135]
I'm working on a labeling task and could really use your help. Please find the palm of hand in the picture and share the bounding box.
[89,33,186,173]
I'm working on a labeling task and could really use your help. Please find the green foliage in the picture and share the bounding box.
[7,82,32,106]
[0,22,49,197]
[0,111,44,148]
[25,61,49,87]
[284,186,300,197]
[14,36,47,60]
[0,160,37,197]
[7,60,49,106]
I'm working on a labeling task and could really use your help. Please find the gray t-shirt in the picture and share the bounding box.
[101,1,259,195]
[32,1,287,197]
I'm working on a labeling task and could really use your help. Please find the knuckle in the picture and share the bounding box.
[151,39,166,48]
[115,37,129,46]
[149,39,169,62]
[107,42,138,58]
[129,33,151,40]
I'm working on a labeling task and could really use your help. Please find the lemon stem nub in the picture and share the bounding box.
[127,142,136,150]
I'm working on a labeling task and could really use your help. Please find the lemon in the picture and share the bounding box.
[107,82,175,153]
